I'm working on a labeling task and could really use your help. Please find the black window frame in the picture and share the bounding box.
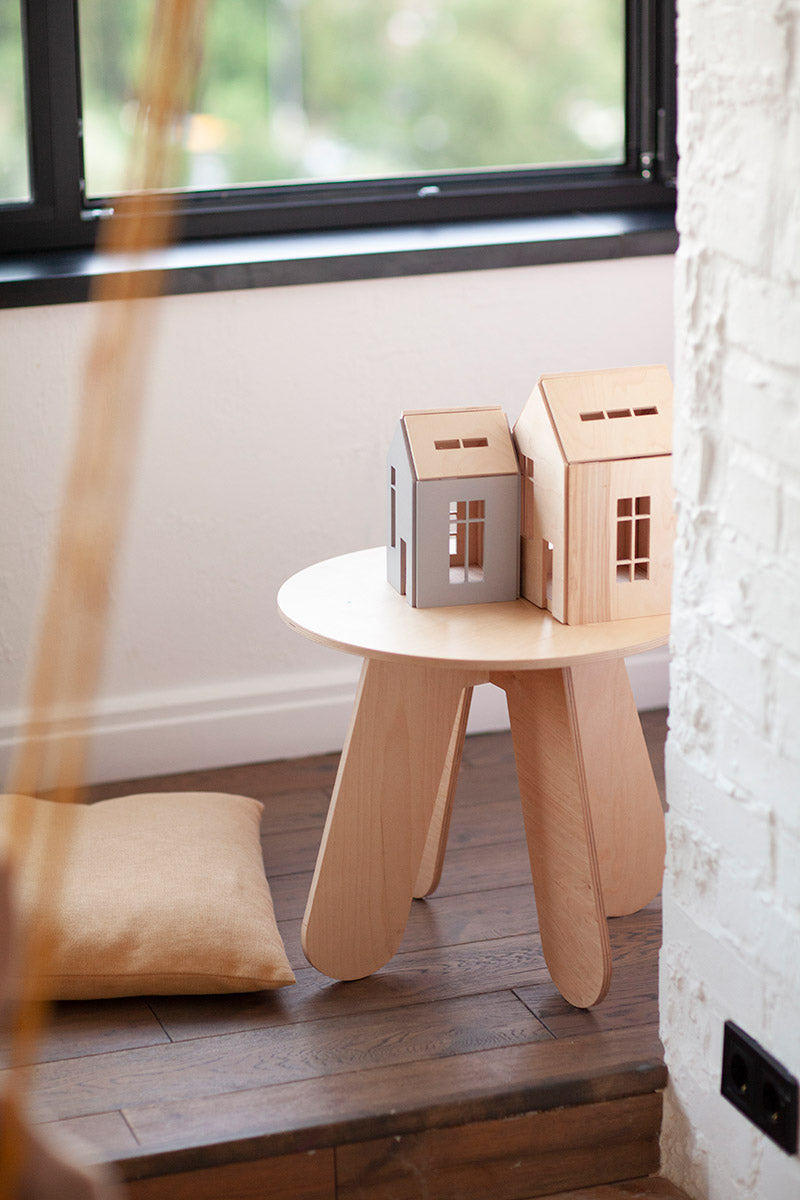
[1,0,676,257]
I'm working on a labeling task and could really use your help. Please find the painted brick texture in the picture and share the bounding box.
[662,1,800,1197]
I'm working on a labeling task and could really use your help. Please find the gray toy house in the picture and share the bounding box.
[387,406,520,608]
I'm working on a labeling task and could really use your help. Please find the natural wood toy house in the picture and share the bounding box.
[513,365,674,625]
[387,406,520,607]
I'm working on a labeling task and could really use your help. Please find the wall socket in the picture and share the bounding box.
[721,1020,799,1154]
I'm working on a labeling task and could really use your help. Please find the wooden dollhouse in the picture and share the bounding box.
[386,406,520,608]
[513,365,673,624]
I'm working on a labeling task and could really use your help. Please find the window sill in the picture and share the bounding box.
[0,207,676,309]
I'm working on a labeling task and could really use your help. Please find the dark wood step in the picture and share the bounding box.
[536,1179,691,1200]
[125,1169,692,1200]
[121,1080,664,1199]
[36,1023,664,1176]
[334,1093,662,1200]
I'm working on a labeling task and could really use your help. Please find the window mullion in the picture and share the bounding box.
[42,0,84,242]
[3,0,85,252]
[655,0,678,186]
[627,0,677,188]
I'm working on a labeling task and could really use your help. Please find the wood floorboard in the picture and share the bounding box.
[148,932,551,1038]
[402,881,541,942]
[5,711,668,1197]
[260,793,527,878]
[419,836,537,897]
[41,1110,142,1160]
[277,878,542,969]
[267,836,538,925]
[24,991,552,1124]
[0,997,169,1065]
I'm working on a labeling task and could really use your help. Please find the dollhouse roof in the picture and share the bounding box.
[401,406,520,481]
[536,365,673,464]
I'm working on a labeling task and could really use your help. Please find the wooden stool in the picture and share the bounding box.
[278,547,668,1009]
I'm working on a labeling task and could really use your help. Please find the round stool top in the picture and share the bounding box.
[278,547,669,670]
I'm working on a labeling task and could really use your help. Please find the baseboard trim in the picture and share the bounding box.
[625,643,671,711]
[0,668,360,787]
[0,648,669,786]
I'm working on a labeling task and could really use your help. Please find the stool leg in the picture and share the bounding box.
[302,657,469,980]
[566,659,665,917]
[496,668,611,1009]
[413,685,474,899]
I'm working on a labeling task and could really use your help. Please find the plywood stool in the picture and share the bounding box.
[278,547,668,1009]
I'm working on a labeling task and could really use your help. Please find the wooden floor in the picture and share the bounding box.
[4,709,671,1200]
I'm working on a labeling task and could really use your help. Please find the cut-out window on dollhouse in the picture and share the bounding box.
[435,437,489,450]
[580,406,660,421]
[390,466,397,548]
[616,495,651,582]
[449,500,485,583]
[542,539,554,608]
[520,454,535,539]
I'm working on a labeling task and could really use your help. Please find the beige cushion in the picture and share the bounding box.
[0,791,295,999]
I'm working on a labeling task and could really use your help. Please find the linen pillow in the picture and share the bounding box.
[0,791,295,999]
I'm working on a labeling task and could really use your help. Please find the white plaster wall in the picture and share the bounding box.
[0,255,673,783]
[662,0,800,1195]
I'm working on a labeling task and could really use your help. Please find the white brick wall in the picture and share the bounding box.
[663,1,800,1196]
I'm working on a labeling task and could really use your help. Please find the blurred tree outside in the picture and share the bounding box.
[0,0,30,203]
[76,0,624,198]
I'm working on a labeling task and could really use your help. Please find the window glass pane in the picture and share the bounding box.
[79,2,150,197]
[79,0,624,199]
[0,0,30,203]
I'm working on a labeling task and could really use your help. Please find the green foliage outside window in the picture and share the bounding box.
[0,0,29,204]
[78,0,625,199]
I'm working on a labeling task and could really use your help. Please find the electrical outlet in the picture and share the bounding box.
[721,1020,799,1155]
